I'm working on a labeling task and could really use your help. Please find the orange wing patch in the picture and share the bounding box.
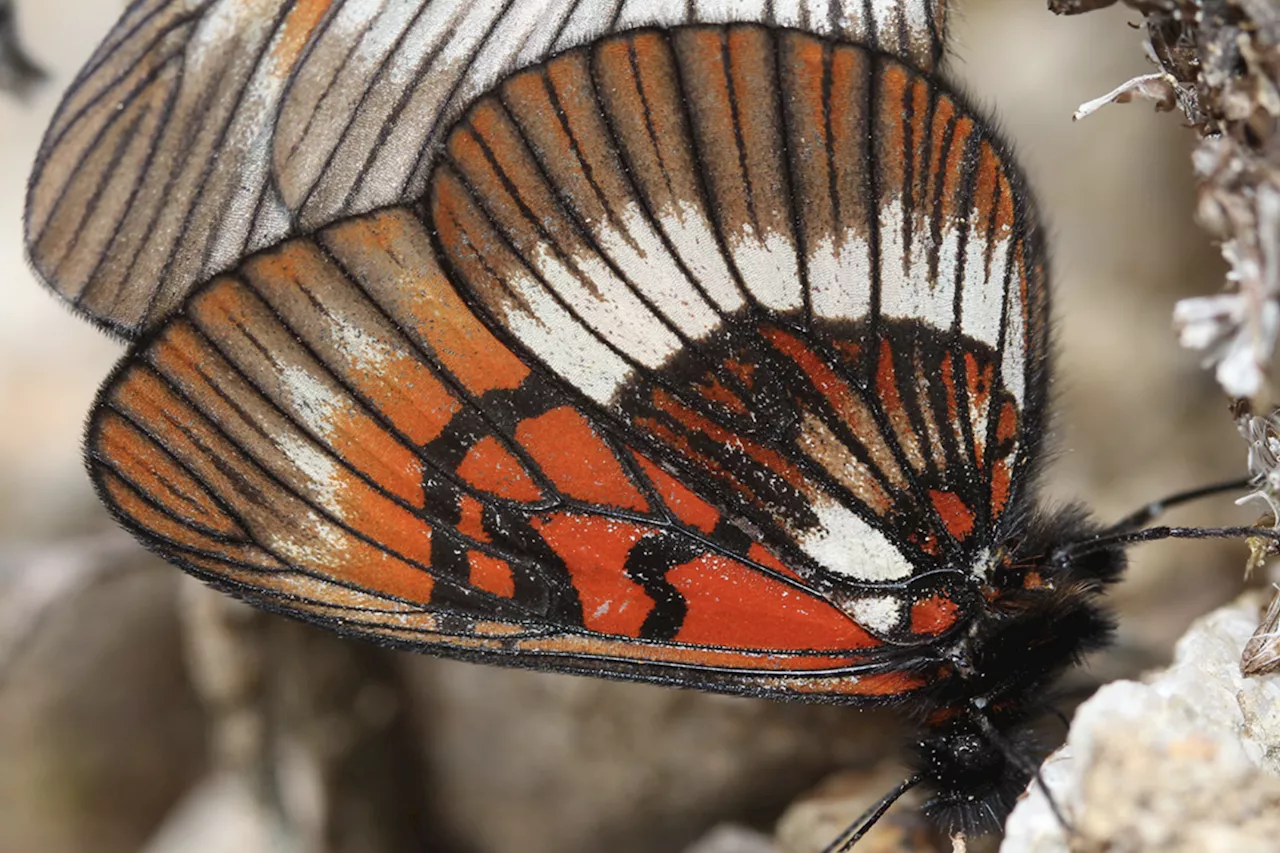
[876,63,912,202]
[516,407,648,511]
[929,491,976,542]
[668,554,874,651]
[910,595,962,636]
[95,410,244,540]
[746,543,805,582]
[457,495,490,542]
[469,552,516,598]
[270,0,334,73]
[633,452,722,534]
[457,436,544,502]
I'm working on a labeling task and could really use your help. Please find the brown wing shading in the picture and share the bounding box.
[427,25,1049,594]
[89,205,944,701]
[27,0,948,339]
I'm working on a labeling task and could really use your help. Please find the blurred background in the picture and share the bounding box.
[0,2,1254,852]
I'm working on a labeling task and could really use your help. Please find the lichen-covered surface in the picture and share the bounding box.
[0,2,1260,852]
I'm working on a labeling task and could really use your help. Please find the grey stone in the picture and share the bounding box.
[1002,591,1280,853]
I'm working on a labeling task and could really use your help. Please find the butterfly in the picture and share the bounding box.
[24,0,1269,848]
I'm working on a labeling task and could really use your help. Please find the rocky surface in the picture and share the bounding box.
[1003,591,1280,853]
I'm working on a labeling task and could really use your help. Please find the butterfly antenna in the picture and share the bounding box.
[972,714,1074,838]
[1058,523,1280,565]
[821,773,925,853]
[1102,477,1253,535]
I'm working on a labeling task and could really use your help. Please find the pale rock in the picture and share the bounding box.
[1002,592,1280,853]
[141,773,302,853]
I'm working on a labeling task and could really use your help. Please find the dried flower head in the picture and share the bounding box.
[1175,290,1280,400]
[1236,408,1280,521]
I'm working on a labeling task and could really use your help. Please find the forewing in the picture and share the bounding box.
[428,26,1049,597]
[27,0,947,339]
[88,205,934,701]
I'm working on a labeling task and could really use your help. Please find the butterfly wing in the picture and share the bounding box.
[428,26,1050,631]
[75,15,1044,702]
[90,205,934,702]
[26,0,947,338]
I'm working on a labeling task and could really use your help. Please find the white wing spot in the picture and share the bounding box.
[334,321,393,372]
[959,234,1009,349]
[808,234,873,322]
[798,495,915,581]
[729,225,804,313]
[277,434,342,508]
[846,596,902,633]
[499,269,636,405]
[879,202,953,330]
